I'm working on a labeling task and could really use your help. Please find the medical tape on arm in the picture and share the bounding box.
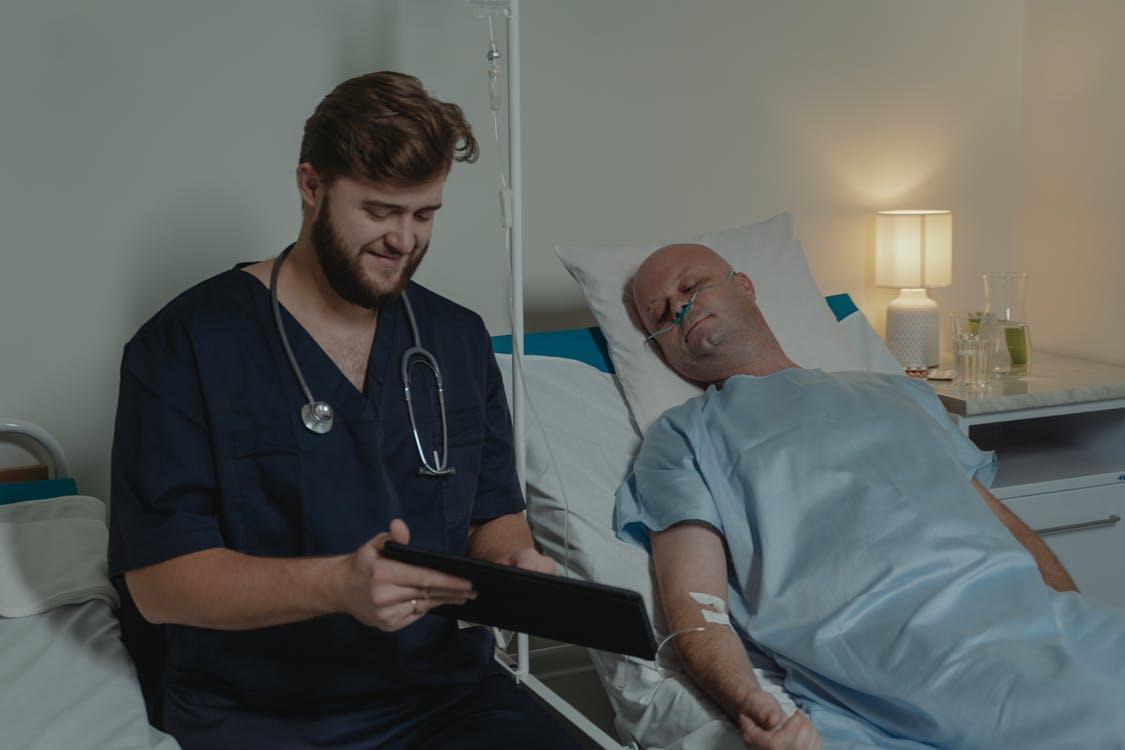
[689,591,732,626]
[643,592,734,676]
[653,592,732,662]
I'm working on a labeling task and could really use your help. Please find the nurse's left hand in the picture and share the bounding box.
[508,548,558,575]
[343,519,477,632]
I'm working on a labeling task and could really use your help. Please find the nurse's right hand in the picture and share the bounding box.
[341,518,477,632]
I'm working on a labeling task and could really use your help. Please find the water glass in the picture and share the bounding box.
[953,332,993,388]
[949,313,993,389]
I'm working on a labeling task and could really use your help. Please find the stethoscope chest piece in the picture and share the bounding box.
[301,401,334,434]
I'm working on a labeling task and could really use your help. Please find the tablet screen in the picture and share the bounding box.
[381,541,657,660]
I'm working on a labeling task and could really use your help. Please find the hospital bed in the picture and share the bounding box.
[492,296,900,750]
[0,418,180,750]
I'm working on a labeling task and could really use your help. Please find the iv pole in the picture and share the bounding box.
[469,0,530,677]
[467,4,621,746]
[505,0,529,680]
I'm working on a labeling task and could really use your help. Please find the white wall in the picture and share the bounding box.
[1018,0,1125,366]
[1,0,1027,499]
[0,0,408,495]
[520,0,1025,331]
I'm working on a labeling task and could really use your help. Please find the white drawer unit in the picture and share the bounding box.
[931,352,1125,610]
[1004,482,1125,607]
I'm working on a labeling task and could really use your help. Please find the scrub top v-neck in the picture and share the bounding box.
[108,261,524,710]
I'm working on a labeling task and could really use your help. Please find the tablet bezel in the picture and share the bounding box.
[381,541,657,660]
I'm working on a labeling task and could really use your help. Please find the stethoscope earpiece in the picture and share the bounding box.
[270,245,453,477]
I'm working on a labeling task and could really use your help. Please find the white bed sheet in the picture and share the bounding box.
[0,496,179,750]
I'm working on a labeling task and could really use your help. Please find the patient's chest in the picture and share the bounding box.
[695,371,1008,626]
[708,371,954,492]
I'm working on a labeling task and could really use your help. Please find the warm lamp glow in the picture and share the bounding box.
[875,210,953,289]
[874,209,952,368]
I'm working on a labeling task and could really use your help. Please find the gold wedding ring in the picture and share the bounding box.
[411,598,419,615]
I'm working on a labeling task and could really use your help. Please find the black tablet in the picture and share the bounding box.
[381,541,657,660]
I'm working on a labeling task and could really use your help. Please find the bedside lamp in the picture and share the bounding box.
[875,210,952,369]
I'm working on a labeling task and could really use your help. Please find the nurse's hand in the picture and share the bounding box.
[738,692,820,750]
[342,519,476,632]
[507,547,558,575]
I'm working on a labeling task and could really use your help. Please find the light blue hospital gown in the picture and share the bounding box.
[616,369,1125,750]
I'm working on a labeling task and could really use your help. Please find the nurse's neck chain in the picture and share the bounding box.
[269,245,454,477]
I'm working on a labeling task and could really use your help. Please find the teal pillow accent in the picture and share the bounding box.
[490,294,857,371]
[493,327,614,373]
[0,478,79,505]
[826,293,858,322]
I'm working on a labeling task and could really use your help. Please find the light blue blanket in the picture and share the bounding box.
[616,369,1125,749]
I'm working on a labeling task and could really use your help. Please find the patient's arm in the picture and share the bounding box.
[651,522,820,749]
[972,479,1078,592]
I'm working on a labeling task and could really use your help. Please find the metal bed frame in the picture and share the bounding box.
[0,417,70,479]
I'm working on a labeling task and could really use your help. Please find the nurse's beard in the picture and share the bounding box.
[311,196,428,309]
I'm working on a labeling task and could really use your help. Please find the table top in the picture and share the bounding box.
[929,352,1125,416]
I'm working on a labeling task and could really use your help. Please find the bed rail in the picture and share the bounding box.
[0,418,70,478]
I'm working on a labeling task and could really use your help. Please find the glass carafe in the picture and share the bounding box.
[983,272,1031,377]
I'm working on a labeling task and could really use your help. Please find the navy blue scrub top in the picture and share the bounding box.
[108,262,525,709]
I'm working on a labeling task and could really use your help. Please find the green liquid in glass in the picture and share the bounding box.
[1004,324,1030,365]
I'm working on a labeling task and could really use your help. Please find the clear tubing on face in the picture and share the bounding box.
[644,268,735,343]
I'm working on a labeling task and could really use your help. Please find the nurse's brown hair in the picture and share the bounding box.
[299,71,478,186]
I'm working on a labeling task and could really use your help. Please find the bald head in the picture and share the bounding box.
[631,243,794,384]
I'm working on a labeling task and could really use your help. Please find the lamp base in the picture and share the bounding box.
[885,289,939,369]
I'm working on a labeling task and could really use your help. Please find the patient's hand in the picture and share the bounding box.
[738,690,821,750]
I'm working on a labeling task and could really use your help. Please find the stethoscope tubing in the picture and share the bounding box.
[270,247,319,409]
[269,245,452,476]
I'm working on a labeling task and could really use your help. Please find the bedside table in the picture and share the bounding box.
[929,352,1125,609]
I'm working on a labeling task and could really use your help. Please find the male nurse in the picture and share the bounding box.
[110,71,580,750]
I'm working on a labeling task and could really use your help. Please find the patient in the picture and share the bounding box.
[616,243,1125,750]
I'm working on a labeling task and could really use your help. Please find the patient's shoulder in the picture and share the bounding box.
[644,391,710,440]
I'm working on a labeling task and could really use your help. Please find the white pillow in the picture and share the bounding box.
[839,308,904,376]
[0,495,117,617]
[556,212,867,435]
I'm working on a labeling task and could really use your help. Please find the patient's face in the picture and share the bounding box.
[632,244,754,383]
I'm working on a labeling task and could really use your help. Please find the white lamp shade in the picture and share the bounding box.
[875,210,952,289]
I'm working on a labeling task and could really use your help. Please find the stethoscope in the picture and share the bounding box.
[269,245,454,478]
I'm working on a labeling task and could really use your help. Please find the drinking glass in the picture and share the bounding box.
[949,313,994,389]
[983,272,1032,377]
